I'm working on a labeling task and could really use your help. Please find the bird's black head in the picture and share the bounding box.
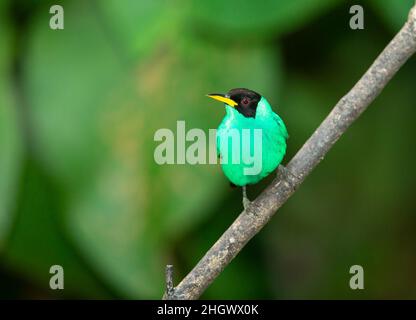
[207,88,262,118]
[227,88,261,118]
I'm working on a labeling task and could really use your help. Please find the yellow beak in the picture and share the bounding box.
[206,93,238,107]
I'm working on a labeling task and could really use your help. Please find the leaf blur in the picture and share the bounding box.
[0,0,415,299]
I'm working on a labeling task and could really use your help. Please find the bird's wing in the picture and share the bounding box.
[273,112,289,140]
[216,133,221,158]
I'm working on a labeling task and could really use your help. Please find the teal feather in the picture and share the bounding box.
[216,96,287,186]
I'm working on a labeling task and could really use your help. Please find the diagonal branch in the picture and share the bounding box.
[163,3,416,300]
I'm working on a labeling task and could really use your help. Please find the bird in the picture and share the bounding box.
[207,88,288,210]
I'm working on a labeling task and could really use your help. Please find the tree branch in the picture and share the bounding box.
[164,3,416,300]
[164,265,175,300]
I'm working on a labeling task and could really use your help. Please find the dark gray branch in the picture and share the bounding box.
[164,3,416,300]
[164,265,175,300]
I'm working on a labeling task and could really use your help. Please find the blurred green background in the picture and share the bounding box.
[0,0,416,299]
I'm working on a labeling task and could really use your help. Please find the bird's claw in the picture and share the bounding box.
[276,165,294,179]
[276,165,298,190]
[242,185,252,211]
[276,165,286,179]
[243,197,251,211]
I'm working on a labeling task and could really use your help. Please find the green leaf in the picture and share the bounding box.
[0,3,111,298]
[371,0,415,31]
[24,1,282,297]
[94,0,181,60]
[189,0,341,40]
[4,160,112,298]
[0,7,23,250]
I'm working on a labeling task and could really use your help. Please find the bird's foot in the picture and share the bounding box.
[276,165,299,190]
[243,197,251,211]
[242,185,252,211]
[276,164,295,180]
[276,164,287,180]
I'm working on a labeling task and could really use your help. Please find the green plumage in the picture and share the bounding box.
[216,96,288,186]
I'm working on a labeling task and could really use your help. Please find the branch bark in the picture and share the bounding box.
[163,3,416,300]
[164,265,175,300]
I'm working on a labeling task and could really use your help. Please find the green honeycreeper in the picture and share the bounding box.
[207,88,288,209]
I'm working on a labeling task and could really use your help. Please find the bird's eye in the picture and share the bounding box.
[242,97,250,106]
